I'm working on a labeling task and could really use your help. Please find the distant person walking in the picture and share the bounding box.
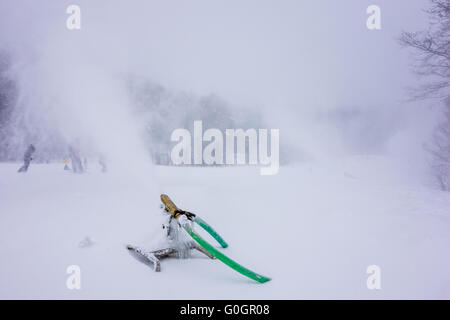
[99,155,107,173]
[68,145,84,174]
[18,144,36,173]
[63,158,71,171]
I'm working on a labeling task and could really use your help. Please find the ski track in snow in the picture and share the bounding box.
[0,157,449,299]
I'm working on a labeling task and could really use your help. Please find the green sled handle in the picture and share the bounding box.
[194,216,229,248]
[183,223,271,284]
[160,194,270,283]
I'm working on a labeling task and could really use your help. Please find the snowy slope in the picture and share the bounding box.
[1,157,449,299]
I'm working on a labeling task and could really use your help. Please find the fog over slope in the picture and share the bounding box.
[0,0,436,178]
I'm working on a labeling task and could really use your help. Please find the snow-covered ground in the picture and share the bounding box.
[1,157,449,299]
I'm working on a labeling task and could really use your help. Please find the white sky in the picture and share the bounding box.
[0,0,429,107]
[0,0,435,161]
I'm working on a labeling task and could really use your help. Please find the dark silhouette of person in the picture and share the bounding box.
[18,144,36,173]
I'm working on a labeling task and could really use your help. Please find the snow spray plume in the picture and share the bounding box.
[0,1,158,191]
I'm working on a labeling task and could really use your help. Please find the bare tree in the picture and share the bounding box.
[400,0,450,190]
[400,0,450,100]
[424,97,450,190]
